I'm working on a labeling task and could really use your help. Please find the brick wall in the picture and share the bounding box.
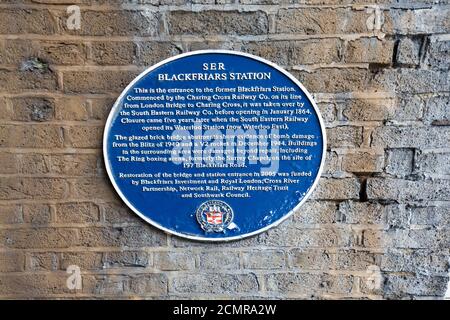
[0,0,449,299]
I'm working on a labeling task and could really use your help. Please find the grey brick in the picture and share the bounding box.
[384,274,448,298]
[198,251,240,270]
[171,273,259,294]
[425,39,450,70]
[289,249,334,270]
[243,250,286,269]
[168,11,268,35]
[387,8,450,35]
[266,272,353,295]
[423,94,450,126]
[372,127,450,148]
[154,251,194,271]
[102,251,149,268]
[337,201,388,225]
[396,38,421,66]
[385,149,414,177]
[367,178,450,201]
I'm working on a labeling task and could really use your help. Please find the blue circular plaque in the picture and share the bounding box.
[104,50,326,241]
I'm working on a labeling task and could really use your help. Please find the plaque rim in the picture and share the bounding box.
[103,49,327,242]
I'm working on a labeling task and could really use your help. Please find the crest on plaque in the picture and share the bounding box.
[196,200,234,233]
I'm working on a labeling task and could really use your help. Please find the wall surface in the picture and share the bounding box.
[0,0,449,299]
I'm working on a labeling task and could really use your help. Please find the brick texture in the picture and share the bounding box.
[0,1,449,300]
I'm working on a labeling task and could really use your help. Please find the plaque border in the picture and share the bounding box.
[103,49,327,242]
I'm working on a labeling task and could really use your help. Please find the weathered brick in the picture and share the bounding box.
[0,273,72,296]
[0,9,56,35]
[0,69,58,93]
[154,251,194,271]
[243,39,342,66]
[294,68,370,93]
[59,10,161,37]
[59,252,103,270]
[425,39,450,70]
[394,95,425,121]
[396,38,421,66]
[8,97,54,122]
[266,272,353,295]
[63,70,139,94]
[360,229,384,248]
[293,201,337,224]
[243,250,285,269]
[50,154,99,176]
[0,251,24,272]
[71,177,117,200]
[198,251,240,270]
[54,97,89,121]
[337,201,387,225]
[410,205,450,227]
[385,149,414,176]
[21,154,49,174]
[168,11,268,35]
[345,38,394,64]
[56,202,99,223]
[415,150,450,175]
[0,205,22,224]
[90,41,137,65]
[370,69,450,94]
[241,41,290,66]
[171,273,258,294]
[317,102,337,124]
[90,97,116,121]
[341,151,384,173]
[78,226,166,248]
[0,97,10,119]
[358,268,384,295]
[1,39,85,65]
[341,98,397,121]
[372,126,450,148]
[367,177,450,201]
[276,8,369,34]
[423,94,450,125]
[65,126,103,148]
[322,151,340,176]
[0,125,64,148]
[391,228,450,249]
[336,250,380,271]
[263,223,352,247]
[0,153,19,174]
[103,251,149,268]
[327,126,363,148]
[84,275,125,295]
[128,273,168,295]
[311,178,360,200]
[385,204,409,228]
[387,8,450,35]
[384,274,448,298]
[0,228,79,249]
[289,249,334,270]
[102,202,141,224]
[27,252,58,271]
[0,178,68,200]
[382,249,450,274]
[137,42,181,66]
[23,204,52,225]
[291,39,342,65]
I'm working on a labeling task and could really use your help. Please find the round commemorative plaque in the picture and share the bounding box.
[104,50,326,241]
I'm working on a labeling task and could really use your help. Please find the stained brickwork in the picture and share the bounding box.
[0,0,449,299]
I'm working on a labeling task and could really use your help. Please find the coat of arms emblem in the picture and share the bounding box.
[196,200,234,233]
